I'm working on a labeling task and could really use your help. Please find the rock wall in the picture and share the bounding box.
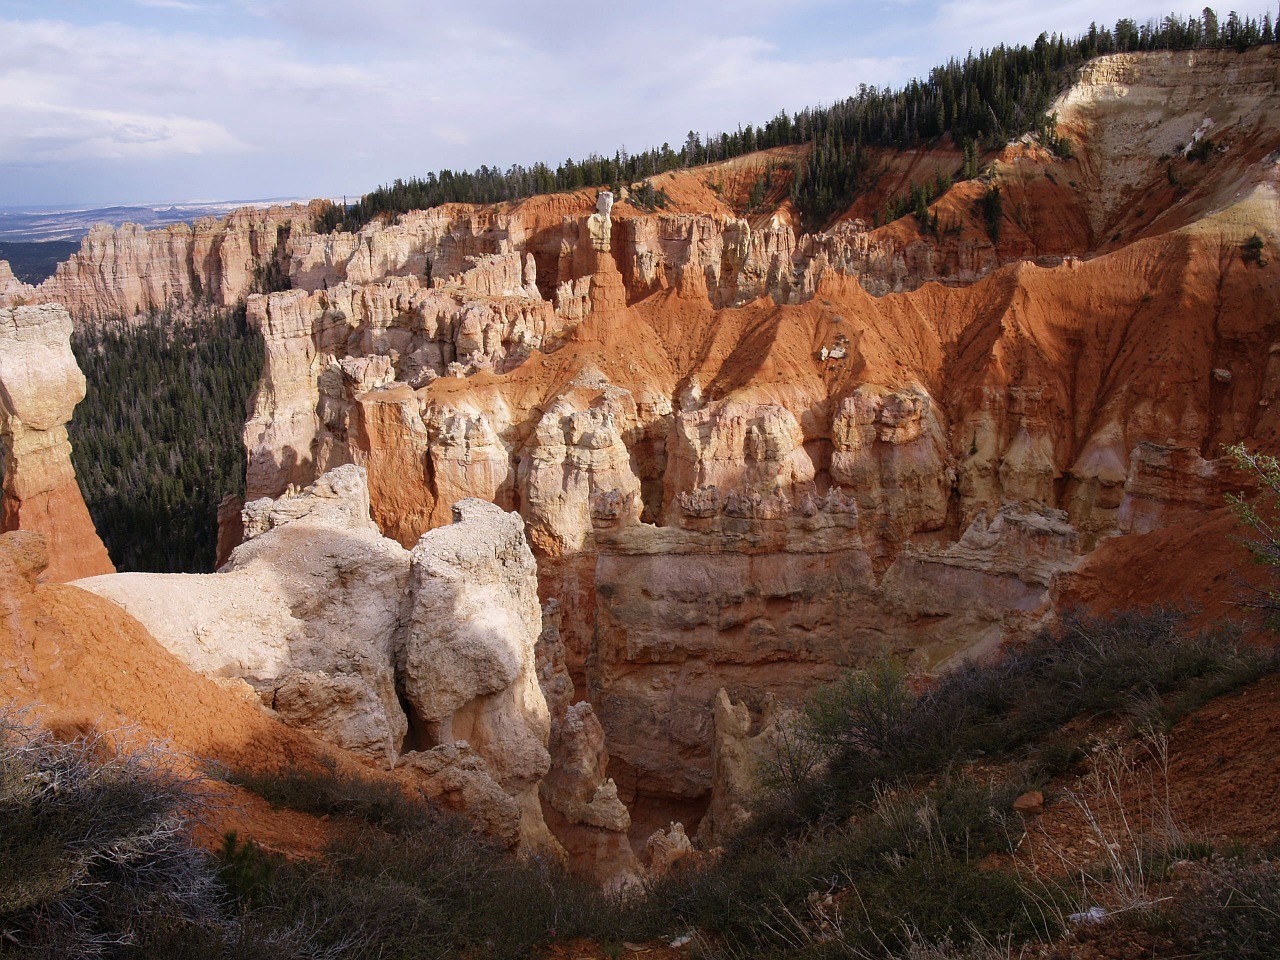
[0,192,985,325]
[0,304,113,581]
[0,527,389,814]
[241,274,565,508]
[76,467,559,853]
[287,207,537,296]
[589,496,1081,820]
[0,204,325,320]
[1054,46,1280,241]
[9,46,1279,849]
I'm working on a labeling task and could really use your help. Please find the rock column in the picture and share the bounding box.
[0,304,113,581]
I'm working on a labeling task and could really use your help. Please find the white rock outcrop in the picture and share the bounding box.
[697,689,801,847]
[77,467,559,851]
[398,498,554,849]
[78,466,411,761]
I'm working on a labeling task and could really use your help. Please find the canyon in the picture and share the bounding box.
[1,45,1278,875]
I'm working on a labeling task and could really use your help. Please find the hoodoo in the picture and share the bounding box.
[4,12,1280,957]
[0,304,113,581]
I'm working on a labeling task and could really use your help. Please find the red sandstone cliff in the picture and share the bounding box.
[4,46,1278,847]
[221,47,1280,834]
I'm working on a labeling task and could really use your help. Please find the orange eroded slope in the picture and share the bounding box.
[0,530,384,856]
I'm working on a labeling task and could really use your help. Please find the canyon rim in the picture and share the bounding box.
[3,8,1280,959]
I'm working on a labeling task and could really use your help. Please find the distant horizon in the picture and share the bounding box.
[2,0,1274,208]
[0,198,296,214]
[0,196,344,215]
[0,196,350,244]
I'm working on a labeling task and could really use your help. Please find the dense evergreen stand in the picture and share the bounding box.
[329,10,1277,233]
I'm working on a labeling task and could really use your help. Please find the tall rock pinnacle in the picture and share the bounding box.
[0,304,114,581]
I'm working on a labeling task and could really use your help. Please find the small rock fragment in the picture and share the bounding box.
[1012,789,1045,814]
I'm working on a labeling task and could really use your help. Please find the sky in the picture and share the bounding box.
[0,0,1269,207]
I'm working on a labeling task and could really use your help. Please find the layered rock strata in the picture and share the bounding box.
[590,494,1082,819]
[241,274,565,509]
[0,204,325,320]
[0,304,113,581]
[10,46,1279,845]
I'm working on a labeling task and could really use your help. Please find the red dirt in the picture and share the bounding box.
[0,529,385,856]
[1163,675,1280,845]
[1056,507,1274,635]
[191,782,331,859]
[1023,675,1280,876]
[2,470,114,583]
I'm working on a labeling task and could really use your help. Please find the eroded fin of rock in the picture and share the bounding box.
[0,304,113,582]
[76,467,568,855]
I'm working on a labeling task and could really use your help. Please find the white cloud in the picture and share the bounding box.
[0,17,379,164]
[0,1,1024,202]
[0,100,245,163]
[133,0,209,11]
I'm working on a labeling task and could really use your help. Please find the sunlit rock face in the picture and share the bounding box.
[0,303,113,581]
[14,45,1277,844]
[75,469,559,854]
[0,205,324,320]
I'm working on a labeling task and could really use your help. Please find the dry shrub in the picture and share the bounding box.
[0,710,218,958]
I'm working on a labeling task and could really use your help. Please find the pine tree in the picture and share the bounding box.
[329,11,1272,234]
[979,184,1003,242]
[68,307,263,573]
[1204,6,1221,44]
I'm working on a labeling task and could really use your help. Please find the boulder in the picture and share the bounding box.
[643,822,696,877]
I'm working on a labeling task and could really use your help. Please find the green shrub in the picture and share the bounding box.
[217,833,276,908]
[1241,233,1265,265]
[2,723,630,959]
[978,184,1002,242]
[1225,445,1280,628]
[1094,855,1280,960]
[211,815,640,960]
[628,181,671,211]
[1037,113,1074,159]
[223,762,423,834]
[1187,136,1217,162]
[1023,733,1088,784]
[645,777,1064,959]
[766,609,1277,827]
[704,608,1280,959]
[1172,858,1280,959]
[209,762,647,959]
[805,657,914,762]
